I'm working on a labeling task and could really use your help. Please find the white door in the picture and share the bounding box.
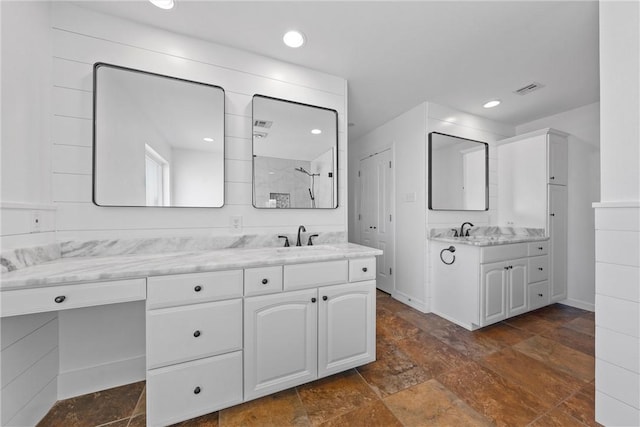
[243,289,317,400]
[318,281,376,378]
[359,149,395,294]
[549,185,568,301]
[480,261,507,326]
[507,259,528,317]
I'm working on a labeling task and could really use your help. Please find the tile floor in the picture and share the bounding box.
[37,291,598,427]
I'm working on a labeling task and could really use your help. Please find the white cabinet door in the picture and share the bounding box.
[506,259,528,317]
[244,289,318,400]
[549,185,568,301]
[318,281,376,378]
[480,262,507,326]
[548,134,568,186]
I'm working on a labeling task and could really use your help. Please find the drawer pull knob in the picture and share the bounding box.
[538,267,544,271]
[54,296,66,303]
[194,285,202,292]
[323,296,328,301]
[261,278,269,285]
[194,386,201,394]
[193,330,201,338]
[311,297,317,303]
[550,176,555,180]
[538,293,544,297]
[362,267,368,272]
[538,247,543,250]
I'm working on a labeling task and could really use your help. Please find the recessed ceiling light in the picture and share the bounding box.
[483,99,501,109]
[283,31,305,48]
[203,137,214,142]
[149,0,174,10]
[311,129,322,135]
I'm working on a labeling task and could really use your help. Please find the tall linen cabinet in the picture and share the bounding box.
[497,128,568,303]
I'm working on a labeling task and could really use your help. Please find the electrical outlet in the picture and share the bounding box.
[31,211,42,233]
[230,216,242,231]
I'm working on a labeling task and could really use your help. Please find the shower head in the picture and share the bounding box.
[295,166,311,176]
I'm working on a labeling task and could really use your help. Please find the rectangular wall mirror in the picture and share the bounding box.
[93,63,225,207]
[428,132,489,211]
[252,95,338,209]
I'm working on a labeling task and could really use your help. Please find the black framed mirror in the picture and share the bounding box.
[93,63,225,207]
[252,95,338,209]
[428,132,489,211]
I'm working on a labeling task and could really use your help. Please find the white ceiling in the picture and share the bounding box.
[77,0,599,140]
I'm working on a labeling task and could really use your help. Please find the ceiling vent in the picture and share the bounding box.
[253,120,273,128]
[513,82,545,96]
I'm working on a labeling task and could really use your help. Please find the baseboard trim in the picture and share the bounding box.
[559,298,595,312]
[391,291,429,313]
[57,355,145,399]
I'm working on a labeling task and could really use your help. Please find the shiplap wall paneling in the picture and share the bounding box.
[50,4,348,240]
[1,313,59,427]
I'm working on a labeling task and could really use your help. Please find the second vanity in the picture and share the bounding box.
[1,243,381,426]
[430,230,551,331]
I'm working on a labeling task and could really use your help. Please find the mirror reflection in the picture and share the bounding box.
[428,132,488,211]
[93,63,225,207]
[252,95,338,209]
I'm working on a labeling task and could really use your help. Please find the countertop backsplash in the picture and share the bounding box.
[429,226,545,239]
[1,231,347,273]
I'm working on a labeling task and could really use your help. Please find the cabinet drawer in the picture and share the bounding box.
[147,270,242,309]
[349,258,376,282]
[147,299,242,369]
[528,281,550,311]
[284,260,348,291]
[480,243,527,264]
[528,256,549,283]
[1,279,146,318]
[528,241,549,256]
[147,351,243,426]
[244,266,283,296]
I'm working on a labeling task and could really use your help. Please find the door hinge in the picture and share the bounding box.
[358,214,361,220]
[390,267,392,275]
[358,170,361,177]
[389,214,392,222]
[389,161,392,168]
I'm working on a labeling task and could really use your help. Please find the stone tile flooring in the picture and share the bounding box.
[37,291,599,426]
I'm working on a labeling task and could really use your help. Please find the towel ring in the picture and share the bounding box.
[440,246,456,265]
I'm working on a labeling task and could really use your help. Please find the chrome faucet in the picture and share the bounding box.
[460,222,474,237]
[296,225,306,246]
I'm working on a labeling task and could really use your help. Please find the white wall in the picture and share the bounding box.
[516,102,600,311]
[0,1,56,249]
[11,1,347,243]
[595,2,640,425]
[350,103,427,310]
[350,102,513,312]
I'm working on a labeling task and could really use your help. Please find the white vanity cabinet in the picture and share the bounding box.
[431,241,550,330]
[145,270,244,427]
[244,260,376,401]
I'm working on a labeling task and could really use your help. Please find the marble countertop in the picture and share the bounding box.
[430,235,549,247]
[0,243,382,291]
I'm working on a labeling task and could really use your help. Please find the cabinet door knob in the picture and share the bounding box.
[538,293,544,297]
[193,330,201,338]
[538,247,543,250]
[261,278,269,285]
[550,176,555,180]
[193,386,201,394]
[194,285,202,292]
[54,296,66,303]
[362,267,368,272]
[323,296,328,301]
[504,266,509,270]
[538,267,544,271]
[311,297,316,303]
[550,213,556,217]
